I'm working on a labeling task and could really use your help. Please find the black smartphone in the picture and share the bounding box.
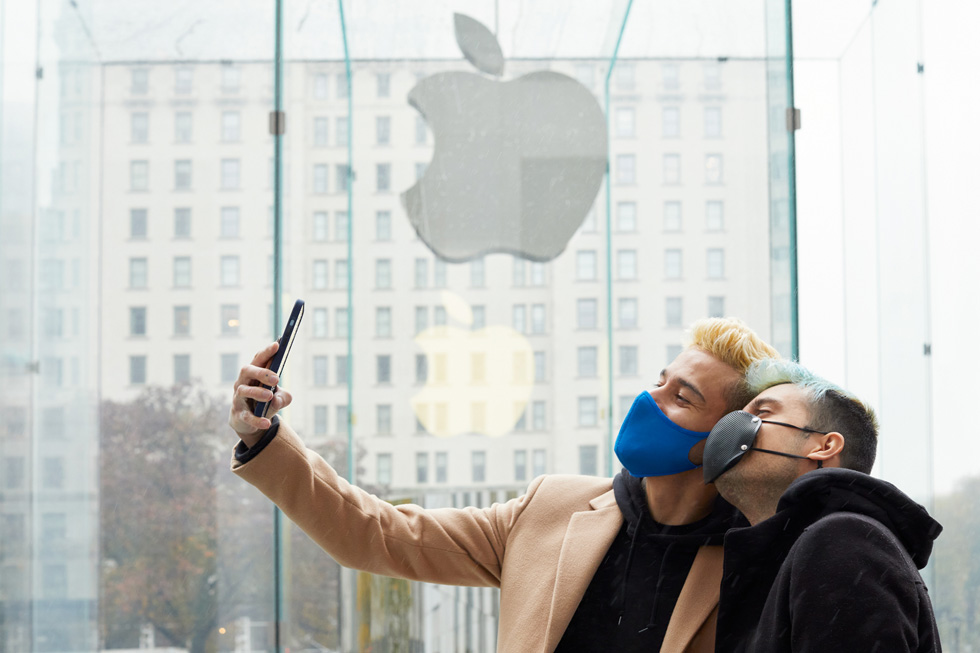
[253,299,305,418]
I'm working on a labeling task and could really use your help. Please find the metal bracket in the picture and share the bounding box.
[269,111,286,135]
[786,107,801,132]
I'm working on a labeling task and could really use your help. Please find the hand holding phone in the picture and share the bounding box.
[253,299,305,418]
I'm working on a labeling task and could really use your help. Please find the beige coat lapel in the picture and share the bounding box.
[661,545,724,653]
[542,490,623,651]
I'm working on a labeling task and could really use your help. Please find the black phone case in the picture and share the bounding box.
[253,299,305,418]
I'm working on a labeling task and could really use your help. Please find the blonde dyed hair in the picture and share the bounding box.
[686,317,782,411]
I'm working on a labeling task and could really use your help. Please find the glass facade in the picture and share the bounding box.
[0,0,972,651]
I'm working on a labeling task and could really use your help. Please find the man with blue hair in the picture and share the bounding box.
[703,359,943,652]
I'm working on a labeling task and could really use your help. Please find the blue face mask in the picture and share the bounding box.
[614,391,712,477]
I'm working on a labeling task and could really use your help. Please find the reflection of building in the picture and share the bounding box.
[62,56,767,651]
[98,57,769,490]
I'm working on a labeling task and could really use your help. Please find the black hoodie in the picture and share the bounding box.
[716,468,943,653]
[556,470,745,652]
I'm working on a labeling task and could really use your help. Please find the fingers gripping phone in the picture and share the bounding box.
[253,299,305,418]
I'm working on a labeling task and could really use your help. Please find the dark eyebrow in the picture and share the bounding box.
[677,377,706,404]
[747,396,782,413]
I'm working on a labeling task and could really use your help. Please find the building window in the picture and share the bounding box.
[707,248,725,279]
[534,352,546,383]
[705,154,723,184]
[173,354,191,384]
[314,406,329,436]
[662,62,680,90]
[416,452,429,483]
[376,163,391,192]
[335,308,349,339]
[220,304,240,335]
[376,258,392,289]
[377,453,392,485]
[576,250,597,281]
[220,353,239,383]
[336,116,349,146]
[665,249,682,279]
[666,297,683,327]
[578,346,598,378]
[175,112,192,143]
[664,201,682,232]
[377,355,392,384]
[376,211,392,241]
[220,207,240,239]
[706,201,724,231]
[131,112,148,143]
[470,258,485,287]
[662,107,680,138]
[174,160,192,190]
[514,450,527,482]
[336,355,349,385]
[313,73,329,99]
[173,306,190,336]
[312,260,328,289]
[415,354,428,384]
[704,62,722,89]
[530,263,545,286]
[313,355,328,386]
[129,355,147,385]
[579,445,599,476]
[129,307,147,336]
[130,160,149,191]
[129,257,148,288]
[577,298,598,330]
[615,62,635,90]
[618,297,638,329]
[434,259,447,287]
[313,117,329,146]
[313,164,328,194]
[472,451,486,483]
[131,68,149,94]
[221,111,241,142]
[708,296,725,318]
[618,250,637,280]
[532,401,546,431]
[512,305,527,334]
[173,66,192,94]
[312,308,328,338]
[531,304,546,334]
[377,404,392,434]
[414,258,429,288]
[220,159,240,189]
[620,345,638,376]
[334,259,348,289]
[174,207,191,237]
[313,212,329,241]
[414,307,429,335]
[578,397,598,427]
[220,256,240,287]
[472,305,486,330]
[434,306,447,326]
[663,154,681,185]
[616,154,636,185]
[512,258,526,286]
[336,73,349,98]
[617,202,636,232]
[415,115,428,144]
[376,307,392,337]
[615,107,635,138]
[335,211,349,241]
[376,116,391,145]
[435,452,448,483]
[377,73,391,98]
[532,449,547,476]
[173,257,191,288]
[336,405,349,435]
[221,66,241,93]
[130,209,148,239]
[705,106,722,138]
[42,564,67,599]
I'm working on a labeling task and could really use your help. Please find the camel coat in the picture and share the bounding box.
[231,421,722,652]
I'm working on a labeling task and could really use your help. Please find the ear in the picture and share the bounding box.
[807,432,845,467]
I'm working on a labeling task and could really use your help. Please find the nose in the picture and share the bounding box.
[646,388,667,414]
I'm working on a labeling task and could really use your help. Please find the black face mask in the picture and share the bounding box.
[702,410,828,484]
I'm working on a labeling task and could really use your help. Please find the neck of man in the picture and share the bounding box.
[642,468,718,525]
[728,480,792,526]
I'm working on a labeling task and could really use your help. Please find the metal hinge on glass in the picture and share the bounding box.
[269,111,286,135]
[786,107,801,132]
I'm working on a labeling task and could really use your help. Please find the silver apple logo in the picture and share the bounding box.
[402,14,608,263]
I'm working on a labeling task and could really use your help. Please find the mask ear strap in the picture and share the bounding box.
[817,460,823,469]
[751,447,823,469]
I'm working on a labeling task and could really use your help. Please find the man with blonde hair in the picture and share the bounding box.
[229,317,779,652]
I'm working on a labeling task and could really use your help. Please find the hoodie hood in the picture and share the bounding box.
[614,469,744,543]
[773,467,943,569]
